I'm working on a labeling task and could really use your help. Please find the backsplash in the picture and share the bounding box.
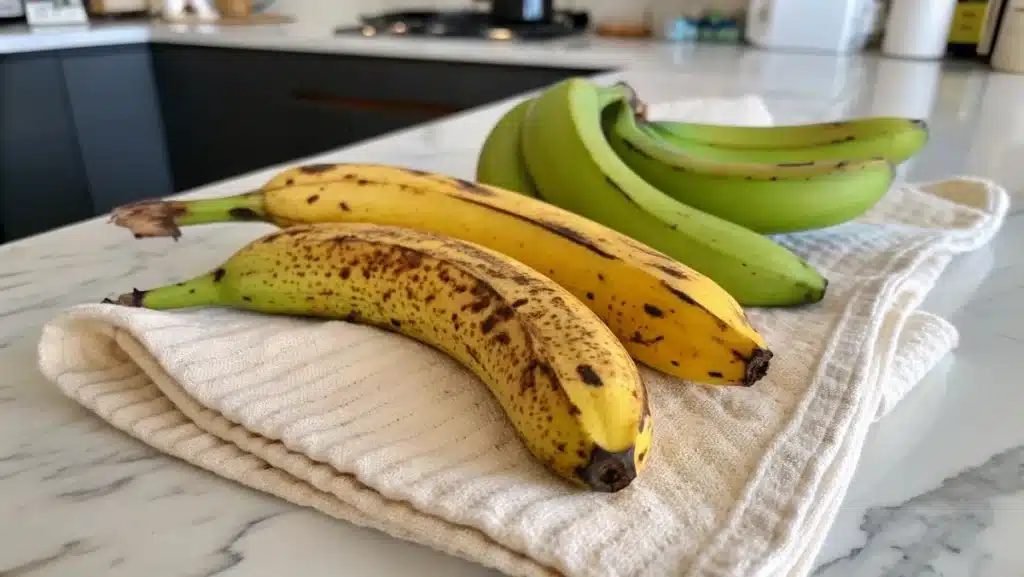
[271,0,747,30]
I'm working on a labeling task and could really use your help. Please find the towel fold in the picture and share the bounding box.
[37,97,1010,577]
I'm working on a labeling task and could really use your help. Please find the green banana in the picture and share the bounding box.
[646,115,929,164]
[519,77,828,308]
[608,102,898,234]
[476,98,540,198]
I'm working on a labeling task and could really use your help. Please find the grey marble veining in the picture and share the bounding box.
[815,446,1024,577]
[1,33,1023,577]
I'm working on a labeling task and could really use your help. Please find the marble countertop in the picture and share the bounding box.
[0,18,927,96]
[2,24,1024,577]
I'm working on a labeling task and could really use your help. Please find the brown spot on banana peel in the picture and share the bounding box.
[453,196,618,260]
[212,268,226,282]
[776,161,816,168]
[306,194,320,204]
[454,178,497,196]
[464,343,481,365]
[298,164,337,174]
[575,364,603,386]
[655,264,688,280]
[480,314,498,334]
[643,304,663,317]
[629,332,664,346]
[660,280,700,307]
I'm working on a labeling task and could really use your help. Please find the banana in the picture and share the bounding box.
[518,77,828,308]
[109,222,652,492]
[646,115,929,165]
[109,163,774,387]
[608,99,898,234]
[476,97,540,198]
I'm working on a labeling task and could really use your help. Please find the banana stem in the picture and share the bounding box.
[605,82,647,120]
[110,271,222,310]
[108,192,268,240]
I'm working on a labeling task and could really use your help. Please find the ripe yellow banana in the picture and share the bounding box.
[110,222,652,492]
[110,163,773,387]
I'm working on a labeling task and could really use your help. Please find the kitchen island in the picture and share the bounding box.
[2,22,1023,577]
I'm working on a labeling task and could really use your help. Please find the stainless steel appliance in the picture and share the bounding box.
[490,0,553,22]
[335,8,589,41]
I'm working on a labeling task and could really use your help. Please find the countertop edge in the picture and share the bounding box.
[0,21,635,71]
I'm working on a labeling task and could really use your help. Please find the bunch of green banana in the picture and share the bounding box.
[513,79,827,307]
[109,163,773,388]
[645,115,928,165]
[110,223,653,492]
[476,99,541,199]
[606,100,899,234]
[476,78,929,305]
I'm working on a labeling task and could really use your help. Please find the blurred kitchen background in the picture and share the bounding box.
[2,0,1022,243]
[3,0,1020,68]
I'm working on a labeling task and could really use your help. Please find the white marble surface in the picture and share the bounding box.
[2,30,1024,577]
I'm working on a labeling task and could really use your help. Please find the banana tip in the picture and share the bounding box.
[109,200,185,240]
[576,446,638,492]
[611,81,648,121]
[744,348,774,387]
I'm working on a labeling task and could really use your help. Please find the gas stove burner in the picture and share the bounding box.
[335,9,589,41]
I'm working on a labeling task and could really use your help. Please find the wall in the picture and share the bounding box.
[270,0,747,32]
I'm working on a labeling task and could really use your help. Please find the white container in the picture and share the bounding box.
[881,0,959,59]
[869,57,943,119]
[991,0,1024,72]
[745,0,875,53]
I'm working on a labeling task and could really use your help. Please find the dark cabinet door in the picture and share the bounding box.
[150,46,270,191]
[0,54,93,243]
[62,45,174,213]
[150,44,597,191]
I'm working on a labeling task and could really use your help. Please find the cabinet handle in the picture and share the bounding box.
[291,90,460,117]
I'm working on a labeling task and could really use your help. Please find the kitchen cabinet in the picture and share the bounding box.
[0,53,94,243]
[62,45,174,214]
[0,44,172,243]
[151,45,595,190]
[0,41,596,243]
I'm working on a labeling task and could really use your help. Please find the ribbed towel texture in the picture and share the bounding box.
[37,97,1010,577]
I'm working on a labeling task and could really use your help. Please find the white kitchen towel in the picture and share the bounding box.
[36,97,1009,577]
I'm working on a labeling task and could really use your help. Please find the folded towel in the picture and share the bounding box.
[37,96,1009,577]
